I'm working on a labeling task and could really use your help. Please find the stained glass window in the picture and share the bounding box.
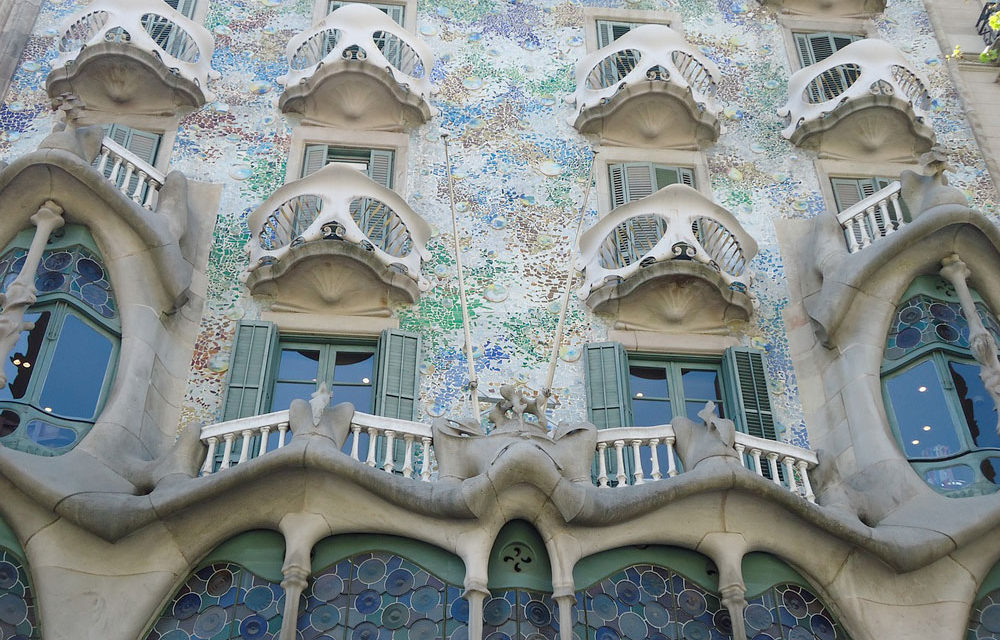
[144,562,285,640]
[743,583,849,640]
[300,550,467,640]
[0,244,118,320]
[0,548,39,639]
[969,588,1000,638]
[575,564,729,640]
[482,589,560,638]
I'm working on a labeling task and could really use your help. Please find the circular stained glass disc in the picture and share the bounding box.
[683,620,710,640]
[173,592,201,619]
[649,634,669,640]
[483,597,511,626]
[752,634,778,640]
[313,573,343,601]
[678,590,707,616]
[592,593,617,621]
[811,613,836,640]
[239,614,269,640]
[524,600,551,627]
[244,585,273,612]
[35,271,64,292]
[0,561,18,589]
[382,602,409,629]
[616,580,641,605]
[595,626,620,640]
[192,605,227,637]
[312,604,341,631]
[353,621,379,640]
[644,601,670,627]
[355,589,381,614]
[409,618,438,640]
[619,611,647,640]
[484,633,510,640]
[44,251,72,271]
[206,569,233,597]
[783,590,808,618]
[713,608,732,634]
[160,630,190,640]
[81,282,109,307]
[936,324,959,342]
[451,628,469,640]
[899,306,923,324]
[0,593,26,625]
[451,597,469,623]
[76,258,104,282]
[385,568,413,596]
[788,626,813,640]
[640,571,666,596]
[357,558,386,584]
[982,604,1000,633]
[895,327,921,349]
[411,585,439,612]
[930,303,956,321]
[745,603,772,630]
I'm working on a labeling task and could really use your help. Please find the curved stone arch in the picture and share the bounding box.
[303,534,468,639]
[968,560,1000,638]
[0,515,40,639]
[741,552,853,640]
[141,530,287,640]
[572,545,728,639]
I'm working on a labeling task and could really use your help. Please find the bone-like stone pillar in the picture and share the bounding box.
[698,532,749,640]
[463,583,490,640]
[277,513,333,640]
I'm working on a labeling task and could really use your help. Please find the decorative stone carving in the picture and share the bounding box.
[286,384,352,448]
[671,402,742,470]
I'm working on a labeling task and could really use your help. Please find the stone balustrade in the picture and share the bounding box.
[836,180,906,253]
[94,136,165,210]
[576,184,756,299]
[52,0,216,98]
[778,39,932,141]
[246,163,431,291]
[278,3,433,104]
[200,410,292,475]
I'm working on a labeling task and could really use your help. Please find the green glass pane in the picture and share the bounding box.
[885,360,963,458]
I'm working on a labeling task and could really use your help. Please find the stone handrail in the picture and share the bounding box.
[576,183,757,298]
[94,136,165,210]
[778,39,931,140]
[277,3,433,103]
[594,423,818,501]
[571,24,721,120]
[246,163,431,290]
[835,180,905,253]
[52,0,217,98]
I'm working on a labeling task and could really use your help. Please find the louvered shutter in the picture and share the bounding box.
[722,347,776,441]
[368,149,394,188]
[678,167,695,186]
[105,124,130,146]
[830,177,866,212]
[374,329,420,420]
[609,164,628,209]
[221,321,280,422]
[301,144,329,178]
[165,0,197,18]
[584,342,632,429]
[125,129,162,165]
[384,4,405,25]
[596,20,616,48]
[623,163,655,202]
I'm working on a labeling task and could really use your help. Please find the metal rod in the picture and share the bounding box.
[544,151,597,396]
[442,135,479,418]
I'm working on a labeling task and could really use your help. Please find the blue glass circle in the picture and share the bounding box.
[678,589,706,616]
[312,604,340,631]
[984,603,1000,633]
[930,303,956,321]
[356,558,386,584]
[713,608,732,634]
[895,327,921,349]
[173,592,201,620]
[44,251,72,271]
[0,592,27,625]
[745,604,773,631]
[411,585,439,612]
[683,620,710,640]
[382,602,409,629]
[592,593,617,621]
[244,585,273,612]
[644,601,669,627]
[899,306,923,324]
[35,271,64,292]
[451,597,469,623]
[352,621,379,640]
[0,561,18,590]
[76,257,104,282]
[811,613,836,640]
[936,323,959,342]
[782,589,808,618]
[206,569,233,597]
[640,570,666,597]
[616,580,640,605]
[81,282,110,308]
[239,614,268,639]
[619,611,647,640]
[595,626,620,640]
[483,597,512,626]
[524,600,551,627]
[788,626,813,640]
[192,605,227,637]
[355,589,381,614]
[385,568,414,596]
[409,618,438,640]
[160,630,190,640]
[313,573,343,601]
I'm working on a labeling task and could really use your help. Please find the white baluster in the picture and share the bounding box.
[383,430,396,473]
[845,219,860,253]
[238,429,252,464]
[614,440,627,487]
[596,442,609,487]
[877,199,892,237]
[96,149,111,174]
[766,452,781,485]
[142,184,157,210]
[649,438,662,481]
[734,442,746,469]
[365,426,378,467]
[109,156,123,184]
[278,423,288,447]
[750,448,763,476]
[121,162,135,196]
[782,456,798,493]
[420,437,432,481]
[889,193,904,232]
[631,440,644,485]
[402,435,414,479]
[665,436,678,477]
[220,433,235,469]
[797,459,816,503]
[202,436,217,475]
[350,425,361,460]
[132,171,148,203]
[258,426,271,458]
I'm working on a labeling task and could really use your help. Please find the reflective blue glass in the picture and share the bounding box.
[38,314,113,420]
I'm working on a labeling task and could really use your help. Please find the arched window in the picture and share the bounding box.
[484,521,559,638]
[0,225,119,455]
[0,518,39,639]
[882,276,1000,496]
[574,546,727,639]
[303,535,467,639]
[144,531,286,640]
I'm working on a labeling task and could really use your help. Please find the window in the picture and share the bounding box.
[103,124,162,167]
[829,176,893,212]
[0,226,119,455]
[164,0,197,18]
[595,19,646,48]
[143,1,198,58]
[328,1,404,24]
[628,358,727,426]
[881,276,1000,495]
[792,32,862,102]
[271,340,377,413]
[608,162,695,209]
[301,144,394,188]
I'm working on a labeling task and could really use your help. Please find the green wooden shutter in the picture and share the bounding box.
[722,347,776,440]
[609,163,627,209]
[368,149,394,188]
[584,342,632,429]
[221,321,280,421]
[623,163,655,202]
[302,144,329,178]
[794,32,858,66]
[125,129,162,166]
[374,329,421,420]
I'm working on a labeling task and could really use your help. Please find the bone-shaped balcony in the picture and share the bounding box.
[277,3,435,129]
[577,184,757,332]
[47,0,218,114]
[778,39,935,162]
[570,25,722,149]
[245,164,431,316]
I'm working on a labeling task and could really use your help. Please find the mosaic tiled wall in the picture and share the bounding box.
[1,0,997,448]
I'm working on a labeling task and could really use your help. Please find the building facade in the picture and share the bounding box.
[0,0,999,638]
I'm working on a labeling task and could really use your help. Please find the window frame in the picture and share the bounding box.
[312,0,416,31]
[778,15,873,72]
[582,7,681,52]
[594,146,710,217]
[270,335,378,414]
[287,126,409,195]
[626,353,729,427]
[813,158,920,217]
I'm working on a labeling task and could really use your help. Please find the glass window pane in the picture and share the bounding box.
[884,360,964,458]
[681,368,721,399]
[272,381,315,411]
[39,314,113,419]
[0,311,47,401]
[24,419,77,448]
[632,398,671,427]
[949,361,1000,448]
[333,351,374,384]
[981,457,1000,484]
[277,348,320,381]
[923,464,974,491]
[629,366,669,400]
[332,384,373,413]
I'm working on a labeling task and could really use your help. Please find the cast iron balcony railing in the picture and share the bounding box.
[837,181,907,253]
[570,25,722,148]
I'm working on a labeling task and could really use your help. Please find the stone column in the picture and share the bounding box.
[463,581,489,640]
[276,513,332,640]
[698,532,749,640]
[278,565,308,640]
[553,590,577,640]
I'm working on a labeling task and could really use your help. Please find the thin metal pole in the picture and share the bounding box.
[544,151,596,396]
[442,135,479,418]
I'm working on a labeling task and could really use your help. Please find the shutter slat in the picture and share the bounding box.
[609,163,627,209]
[302,144,329,178]
[125,129,162,165]
[623,162,655,202]
[722,347,776,441]
[831,177,865,212]
[584,342,632,429]
[221,321,279,421]
[375,329,421,420]
[368,149,394,188]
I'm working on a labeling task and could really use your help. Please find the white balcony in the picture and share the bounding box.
[47,0,217,114]
[277,3,434,129]
[778,39,935,161]
[576,184,757,332]
[93,136,166,211]
[836,180,907,253]
[758,0,886,17]
[245,164,431,316]
[570,25,722,149]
